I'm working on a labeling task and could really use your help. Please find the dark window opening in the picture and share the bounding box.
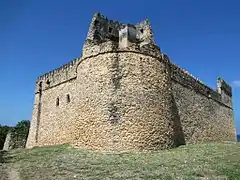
[94,20,99,26]
[207,90,211,98]
[140,29,144,33]
[39,82,42,89]
[67,94,70,103]
[108,27,113,33]
[56,97,59,107]
[38,82,43,94]
[46,79,50,85]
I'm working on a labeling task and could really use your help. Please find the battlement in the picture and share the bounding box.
[166,54,233,108]
[35,57,81,92]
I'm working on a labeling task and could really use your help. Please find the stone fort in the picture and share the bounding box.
[26,13,236,151]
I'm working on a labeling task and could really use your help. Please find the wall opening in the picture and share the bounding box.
[140,29,144,33]
[109,27,113,33]
[207,90,211,98]
[67,94,70,103]
[56,97,59,107]
[38,82,42,92]
[46,79,50,86]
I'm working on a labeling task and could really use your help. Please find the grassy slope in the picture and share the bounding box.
[1,142,240,180]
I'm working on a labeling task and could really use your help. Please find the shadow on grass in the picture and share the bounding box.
[0,150,13,164]
[0,150,6,163]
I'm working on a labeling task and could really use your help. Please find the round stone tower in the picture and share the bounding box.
[71,13,182,151]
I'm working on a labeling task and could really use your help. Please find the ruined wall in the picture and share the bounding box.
[86,12,156,49]
[3,126,29,151]
[3,131,12,150]
[3,131,27,151]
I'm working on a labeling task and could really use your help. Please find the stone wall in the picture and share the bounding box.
[73,49,185,151]
[26,57,80,148]
[26,13,236,151]
[3,131,12,150]
[26,79,77,148]
[167,56,236,143]
[27,41,185,151]
[171,82,235,144]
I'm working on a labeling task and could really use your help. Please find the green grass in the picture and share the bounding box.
[1,142,240,180]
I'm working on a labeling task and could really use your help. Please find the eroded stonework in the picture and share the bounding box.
[26,13,236,151]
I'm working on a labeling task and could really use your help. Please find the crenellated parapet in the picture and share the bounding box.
[35,57,81,93]
[166,54,233,109]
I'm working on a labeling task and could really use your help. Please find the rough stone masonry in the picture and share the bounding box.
[26,13,236,151]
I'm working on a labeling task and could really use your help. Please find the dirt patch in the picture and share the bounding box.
[8,167,20,180]
[0,165,20,180]
[0,165,8,180]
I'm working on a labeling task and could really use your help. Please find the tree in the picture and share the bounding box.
[14,120,30,138]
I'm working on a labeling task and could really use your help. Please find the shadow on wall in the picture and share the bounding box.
[171,93,186,147]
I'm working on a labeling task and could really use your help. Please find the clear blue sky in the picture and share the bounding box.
[1,0,240,133]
